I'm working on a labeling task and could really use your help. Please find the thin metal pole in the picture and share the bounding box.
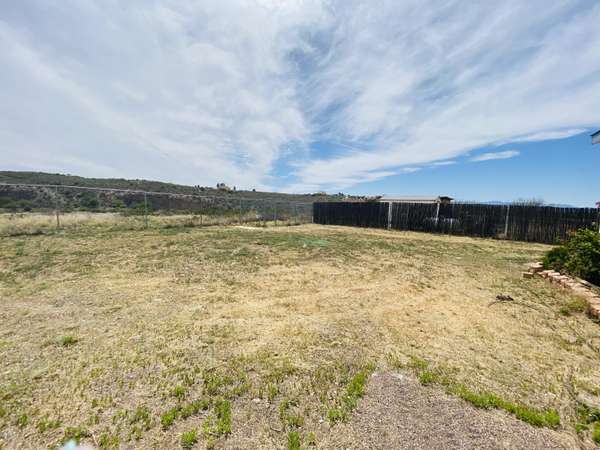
[55,186,60,230]
[434,202,440,229]
[387,202,392,230]
[144,192,149,228]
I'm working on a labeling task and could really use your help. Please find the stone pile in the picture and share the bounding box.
[523,262,600,318]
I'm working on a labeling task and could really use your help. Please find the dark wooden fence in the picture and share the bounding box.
[313,201,389,229]
[314,201,599,244]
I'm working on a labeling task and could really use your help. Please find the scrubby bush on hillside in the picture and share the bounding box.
[543,229,600,285]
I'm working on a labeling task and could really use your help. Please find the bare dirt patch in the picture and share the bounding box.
[320,371,578,449]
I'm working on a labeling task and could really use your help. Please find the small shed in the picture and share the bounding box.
[379,195,453,205]
[592,130,600,145]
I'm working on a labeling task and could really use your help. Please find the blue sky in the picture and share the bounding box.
[1,1,599,206]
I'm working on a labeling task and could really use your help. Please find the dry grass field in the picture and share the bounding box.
[1,217,599,449]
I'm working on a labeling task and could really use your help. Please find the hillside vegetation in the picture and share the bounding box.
[0,171,340,202]
[0,171,351,215]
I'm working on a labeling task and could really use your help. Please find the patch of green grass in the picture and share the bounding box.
[406,358,561,429]
[180,399,210,419]
[446,384,559,428]
[129,406,152,440]
[129,405,152,431]
[593,423,600,444]
[36,416,61,433]
[161,406,179,430]
[98,431,120,449]
[214,399,232,436]
[418,370,438,385]
[326,407,346,423]
[559,297,588,316]
[279,398,304,429]
[202,417,216,450]
[15,413,28,428]
[180,428,198,449]
[267,383,279,403]
[63,425,91,444]
[327,364,374,424]
[202,398,232,449]
[287,430,301,450]
[58,335,78,347]
[203,371,231,396]
[559,306,571,316]
[171,385,187,399]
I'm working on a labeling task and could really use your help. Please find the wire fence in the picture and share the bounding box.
[0,183,314,236]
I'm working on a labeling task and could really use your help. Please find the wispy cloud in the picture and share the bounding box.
[470,150,520,162]
[510,128,587,143]
[1,1,599,191]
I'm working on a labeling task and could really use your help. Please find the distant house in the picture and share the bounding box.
[216,183,232,191]
[592,130,600,145]
[379,195,453,205]
[596,201,600,208]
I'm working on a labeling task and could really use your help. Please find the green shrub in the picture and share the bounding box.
[543,229,600,285]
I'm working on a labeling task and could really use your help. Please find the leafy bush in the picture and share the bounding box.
[543,229,600,285]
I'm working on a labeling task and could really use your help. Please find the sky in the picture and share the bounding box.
[1,1,599,206]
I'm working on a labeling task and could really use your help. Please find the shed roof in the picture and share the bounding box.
[379,195,453,203]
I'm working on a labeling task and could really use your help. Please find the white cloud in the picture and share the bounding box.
[430,161,456,166]
[470,150,520,162]
[509,128,587,143]
[1,1,600,191]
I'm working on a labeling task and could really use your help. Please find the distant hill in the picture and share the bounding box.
[0,171,362,215]
[0,171,342,202]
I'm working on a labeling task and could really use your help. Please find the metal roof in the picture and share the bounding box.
[379,195,453,203]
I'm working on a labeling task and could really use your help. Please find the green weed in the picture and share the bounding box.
[171,385,187,399]
[180,429,198,449]
[447,384,560,428]
[593,423,600,444]
[327,364,374,424]
[63,425,91,444]
[161,406,179,430]
[287,430,301,450]
[58,335,78,347]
